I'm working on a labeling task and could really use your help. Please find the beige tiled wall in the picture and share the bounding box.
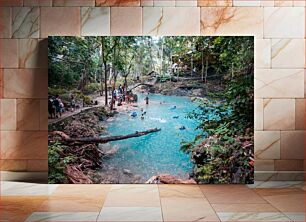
[0,0,305,181]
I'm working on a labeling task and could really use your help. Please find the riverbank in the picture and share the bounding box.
[145,79,223,97]
[48,102,163,184]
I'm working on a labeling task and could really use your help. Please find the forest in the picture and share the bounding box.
[48,36,254,184]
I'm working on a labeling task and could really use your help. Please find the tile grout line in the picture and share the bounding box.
[157,184,165,222]
[198,185,222,222]
[95,184,112,221]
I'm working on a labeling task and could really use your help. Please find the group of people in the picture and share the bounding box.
[111,84,126,107]
[48,94,76,119]
[48,95,65,119]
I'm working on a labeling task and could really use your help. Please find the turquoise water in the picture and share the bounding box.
[104,93,200,182]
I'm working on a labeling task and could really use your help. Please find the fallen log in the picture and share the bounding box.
[51,128,161,144]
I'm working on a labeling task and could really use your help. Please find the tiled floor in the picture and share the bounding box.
[0,181,305,222]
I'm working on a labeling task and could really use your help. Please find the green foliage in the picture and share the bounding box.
[181,47,254,183]
[48,87,66,96]
[83,95,93,105]
[84,83,100,95]
[48,142,74,184]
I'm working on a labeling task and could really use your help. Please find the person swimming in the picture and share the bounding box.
[131,111,137,117]
[170,105,177,110]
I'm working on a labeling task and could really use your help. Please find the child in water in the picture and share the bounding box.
[144,96,149,105]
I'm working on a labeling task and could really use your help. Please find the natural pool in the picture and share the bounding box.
[104,93,200,182]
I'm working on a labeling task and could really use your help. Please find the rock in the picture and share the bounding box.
[192,89,203,96]
[103,147,119,156]
[123,169,132,175]
[146,174,197,184]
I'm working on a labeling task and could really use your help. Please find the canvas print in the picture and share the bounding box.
[48,36,254,184]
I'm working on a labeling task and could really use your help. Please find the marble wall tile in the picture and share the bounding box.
[17,99,40,130]
[198,0,232,6]
[176,0,197,6]
[23,0,52,6]
[199,185,266,203]
[96,0,140,6]
[255,99,263,130]
[0,160,27,171]
[0,99,16,131]
[255,39,271,68]
[263,99,295,130]
[304,70,306,98]
[271,39,305,68]
[143,7,200,35]
[27,159,48,171]
[0,196,48,221]
[19,39,48,68]
[0,0,22,6]
[3,69,48,99]
[26,212,99,222]
[141,0,154,6]
[0,69,3,98]
[284,212,305,221]
[264,7,305,38]
[103,185,160,207]
[275,160,304,171]
[40,7,80,38]
[161,197,219,221]
[212,203,278,212]
[81,7,110,36]
[200,7,263,38]
[260,0,274,6]
[0,39,18,68]
[255,69,304,98]
[217,212,291,222]
[153,0,175,6]
[98,207,163,221]
[110,7,142,36]
[0,131,48,159]
[254,160,275,171]
[233,0,260,6]
[159,185,204,198]
[295,99,304,130]
[53,184,110,198]
[274,0,293,6]
[280,131,304,159]
[40,99,48,130]
[53,0,95,6]
[12,7,39,38]
[254,131,280,159]
[293,0,305,6]
[0,7,11,38]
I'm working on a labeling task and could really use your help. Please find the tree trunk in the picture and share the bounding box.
[169,51,172,82]
[201,51,204,82]
[101,39,108,106]
[51,128,161,144]
[191,55,193,77]
[110,70,117,110]
[204,57,208,83]
[104,61,108,106]
[124,76,128,94]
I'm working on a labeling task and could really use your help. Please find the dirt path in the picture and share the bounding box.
[48,95,107,125]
